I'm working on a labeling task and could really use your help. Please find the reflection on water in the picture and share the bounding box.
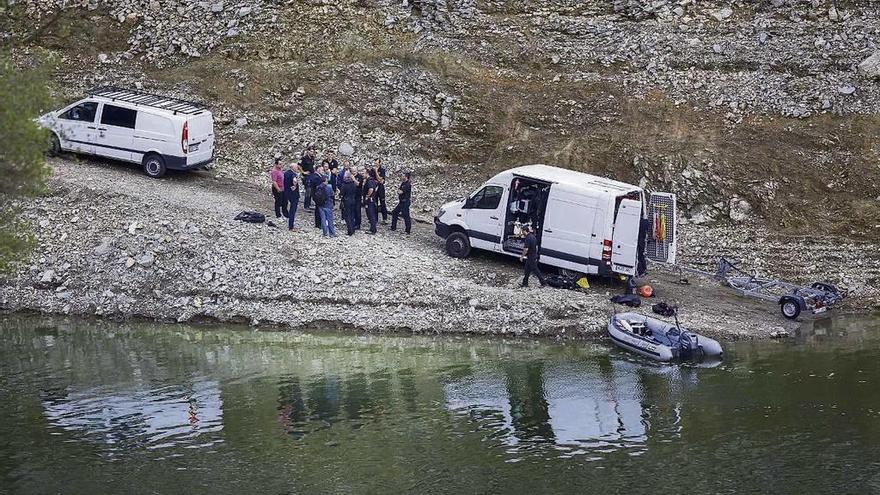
[42,379,223,452]
[1,314,880,493]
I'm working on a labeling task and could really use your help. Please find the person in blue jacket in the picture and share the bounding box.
[318,175,336,238]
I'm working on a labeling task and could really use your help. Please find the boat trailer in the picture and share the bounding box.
[670,257,846,320]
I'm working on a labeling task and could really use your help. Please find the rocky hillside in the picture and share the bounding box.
[3,0,880,236]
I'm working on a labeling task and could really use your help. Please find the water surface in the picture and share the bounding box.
[1,315,879,494]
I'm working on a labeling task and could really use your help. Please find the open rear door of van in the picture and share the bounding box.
[645,192,676,265]
[611,199,641,276]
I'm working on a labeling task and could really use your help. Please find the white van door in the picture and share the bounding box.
[185,113,214,166]
[464,185,506,250]
[96,104,137,162]
[55,101,99,154]
[611,198,641,276]
[541,195,598,274]
[645,192,677,264]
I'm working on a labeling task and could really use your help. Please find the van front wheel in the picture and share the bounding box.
[49,133,62,156]
[446,232,471,258]
[143,154,166,178]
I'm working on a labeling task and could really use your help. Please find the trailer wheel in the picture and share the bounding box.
[811,281,840,295]
[445,232,471,258]
[780,297,802,320]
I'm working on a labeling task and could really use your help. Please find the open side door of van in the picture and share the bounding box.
[611,199,641,276]
[645,192,677,265]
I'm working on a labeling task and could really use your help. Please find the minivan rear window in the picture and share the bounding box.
[101,104,137,129]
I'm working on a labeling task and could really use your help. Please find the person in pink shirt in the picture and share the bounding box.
[270,158,287,218]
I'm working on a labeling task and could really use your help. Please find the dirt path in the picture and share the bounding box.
[2,156,876,341]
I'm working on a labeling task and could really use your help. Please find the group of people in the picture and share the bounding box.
[269,146,412,238]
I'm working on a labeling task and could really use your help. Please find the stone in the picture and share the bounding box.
[828,5,840,21]
[338,142,355,156]
[712,43,723,54]
[211,2,224,13]
[838,85,856,95]
[237,6,252,16]
[235,117,248,128]
[135,251,156,267]
[40,270,56,283]
[858,51,880,80]
[758,32,768,44]
[729,196,752,223]
[711,7,732,21]
[93,237,113,256]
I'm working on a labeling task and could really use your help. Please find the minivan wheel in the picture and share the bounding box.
[142,154,166,178]
[49,133,62,156]
[445,232,471,258]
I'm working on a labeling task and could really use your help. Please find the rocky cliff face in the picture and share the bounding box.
[4,0,880,235]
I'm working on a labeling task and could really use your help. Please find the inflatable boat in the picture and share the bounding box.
[608,312,723,362]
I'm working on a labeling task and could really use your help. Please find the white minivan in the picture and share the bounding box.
[38,86,214,178]
[434,164,677,277]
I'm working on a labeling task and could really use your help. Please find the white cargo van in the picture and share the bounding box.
[434,164,676,277]
[38,86,214,178]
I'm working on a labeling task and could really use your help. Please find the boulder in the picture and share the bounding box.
[729,196,752,223]
[338,142,355,156]
[858,51,880,80]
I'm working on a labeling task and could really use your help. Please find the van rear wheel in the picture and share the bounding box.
[446,232,471,258]
[143,154,166,178]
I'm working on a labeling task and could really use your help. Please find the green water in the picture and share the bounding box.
[1,315,879,494]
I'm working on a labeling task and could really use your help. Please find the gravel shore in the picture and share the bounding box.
[2,157,877,340]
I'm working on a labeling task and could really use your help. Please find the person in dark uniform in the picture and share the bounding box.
[520,225,546,287]
[310,166,324,229]
[363,172,379,234]
[300,147,316,208]
[389,171,412,234]
[322,151,340,194]
[373,158,388,224]
[340,170,359,236]
[354,166,366,230]
[283,163,300,231]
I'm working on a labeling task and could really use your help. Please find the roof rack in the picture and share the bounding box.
[86,86,209,116]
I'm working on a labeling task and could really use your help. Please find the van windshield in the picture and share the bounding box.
[59,102,98,123]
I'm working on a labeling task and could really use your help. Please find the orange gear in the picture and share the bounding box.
[638,285,654,298]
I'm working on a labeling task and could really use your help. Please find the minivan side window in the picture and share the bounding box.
[469,186,503,209]
[59,102,98,122]
[101,104,137,129]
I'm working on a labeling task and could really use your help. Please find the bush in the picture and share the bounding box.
[0,55,52,273]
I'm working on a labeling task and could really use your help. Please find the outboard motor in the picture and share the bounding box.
[677,331,702,361]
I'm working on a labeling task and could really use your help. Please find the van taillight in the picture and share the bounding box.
[602,239,612,264]
[181,121,189,154]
